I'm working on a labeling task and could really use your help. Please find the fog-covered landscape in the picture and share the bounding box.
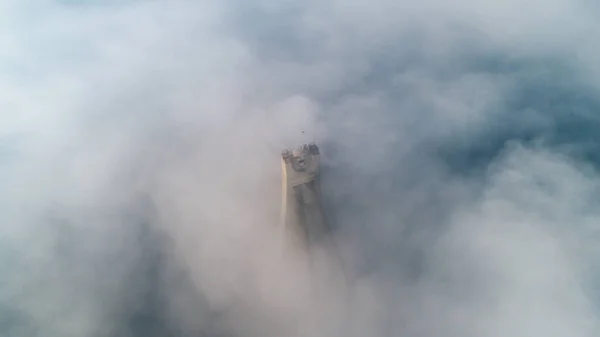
[1,1,600,336]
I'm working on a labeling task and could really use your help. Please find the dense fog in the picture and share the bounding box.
[1,0,600,336]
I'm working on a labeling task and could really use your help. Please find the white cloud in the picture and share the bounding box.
[1,0,600,336]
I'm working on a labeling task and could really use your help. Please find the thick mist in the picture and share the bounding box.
[1,0,600,336]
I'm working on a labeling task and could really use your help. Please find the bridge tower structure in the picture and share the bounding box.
[280,143,328,249]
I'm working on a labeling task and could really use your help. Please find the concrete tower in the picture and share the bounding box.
[280,143,328,249]
[279,143,350,337]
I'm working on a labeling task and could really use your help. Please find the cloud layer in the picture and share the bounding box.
[1,0,600,336]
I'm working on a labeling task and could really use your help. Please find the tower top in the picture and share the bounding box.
[281,143,319,162]
[281,143,320,186]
